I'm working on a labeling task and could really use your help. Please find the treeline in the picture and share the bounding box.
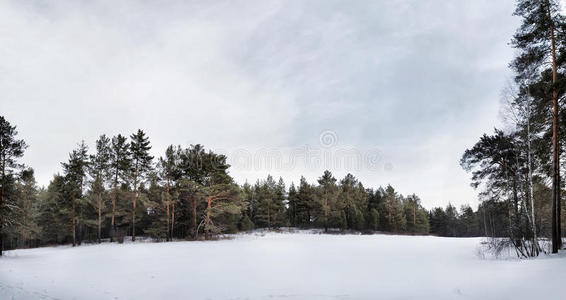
[460,0,566,257]
[2,115,495,255]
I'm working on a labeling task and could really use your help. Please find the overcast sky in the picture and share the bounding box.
[1,0,519,209]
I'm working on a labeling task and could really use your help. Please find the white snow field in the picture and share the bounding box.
[0,231,564,300]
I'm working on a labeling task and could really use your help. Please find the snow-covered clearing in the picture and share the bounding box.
[0,231,564,300]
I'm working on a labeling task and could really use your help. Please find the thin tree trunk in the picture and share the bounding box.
[413,205,416,228]
[1,155,5,256]
[205,196,212,240]
[324,195,328,233]
[547,0,561,253]
[132,161,138,242]
[526,92,539,254]
[72,194,76,247]
[98,192,102,243]
[171,201,175,239]
[193,196,197,237]
[166,179,170,242]
[112,170,118,242]
[267,201,271,229]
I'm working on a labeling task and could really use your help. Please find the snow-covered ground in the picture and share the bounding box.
[0,231,564,300]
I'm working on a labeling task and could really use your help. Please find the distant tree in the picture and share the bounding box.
[178,144,207,236]
[459,205,479,237]
[89,135,112,242]
[429,207,448,237]
[254,175,286,228]
[109,134,131,241]
[129,130,153,241]
[314,171,340,232]
[287,183,298,227]
[403,194,429,234]
[62,142,89,247]
[157,145,180,241]
[366,188,382,231]
[380,185,405,232]
[295,177,315,227]
[339,174,367,231]
[15,168,40,248]
[198,151,242,239]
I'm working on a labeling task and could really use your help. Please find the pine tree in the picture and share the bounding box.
[512,0,566,253]
[129,130,153,241]
[254,175,287,228]
[178,144,207,236]
[37,175,66,244]
[403,194,428,233]
[0,116,27,255]
[157,145,180,241]
[110,134,131,241]
[295,177,314,227]
[380,185,405,232]
[287,183,298,227]
[15,168,40,248]
[89,135,112,243]
[62,141,89,247]
[315,170,340,232]
[339,174,367,231]
[198,151,241,239]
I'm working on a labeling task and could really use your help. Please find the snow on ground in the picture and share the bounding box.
[0,231,564,300]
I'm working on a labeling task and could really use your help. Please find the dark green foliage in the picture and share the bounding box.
[429,204,482,237]
[61,141,89,246]
[252,175,287,228]
[129,129,153,241]
[0,116,27,255]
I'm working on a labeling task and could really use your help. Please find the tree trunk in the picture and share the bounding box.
[166,179,170,242]
[98,192,102,243]
[1,155,5,256]
[193,196,197,237]
[413,205,416,228]
[526,94,539,255]
[171,201,175,239]
[324,195,328,233]
[112,170,118,242]
[132,161,138,242]
[547,1,561,252]
[267,201,271,229]
[72,194,76,247]
[205,196,212,240]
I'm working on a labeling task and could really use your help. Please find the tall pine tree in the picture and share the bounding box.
[0,116,27,255]
[129,130,153,241]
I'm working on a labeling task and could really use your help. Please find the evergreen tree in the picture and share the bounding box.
[295,177,315,227]
[380,185,406,232]
[254,175,287,228]
[37,175,69,244]
[198,151,242,239]
[157,145,180,241]
[366,188,382,231]
[109,134,131,241]
[178,144,207,235]
[403,194,429,234]
[459,205,479,237]
[129,129,153,241]
[89,135,112,242]
[61,141,89,246]
[15,168,40,248]
[287,183,298,227]
[0,116,27,255]
[314,170,340,232]
[512,0,566,253]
